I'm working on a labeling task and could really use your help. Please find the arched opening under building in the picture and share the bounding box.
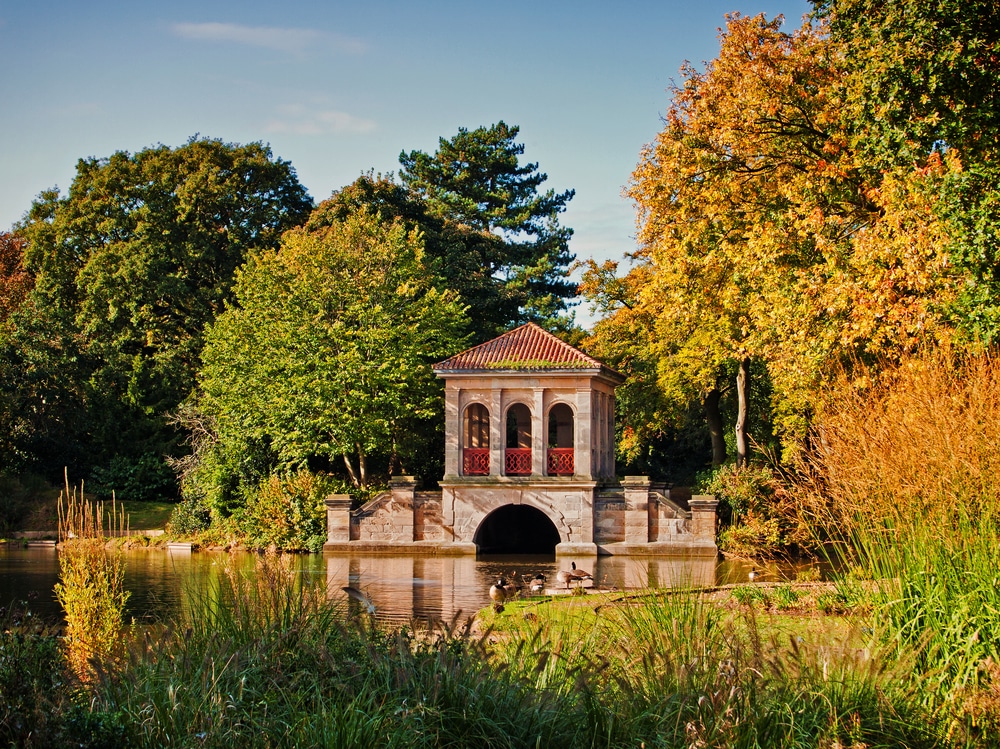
[505,403,532,475]
[547,403,575,475]
[473,504,561,555]
[462,403,490,475]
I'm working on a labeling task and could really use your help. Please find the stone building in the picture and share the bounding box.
[325,323,717,555]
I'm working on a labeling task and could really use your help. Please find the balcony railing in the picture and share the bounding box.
[463,448,490,476]
[547,448,574,476]
[504,448,532,476]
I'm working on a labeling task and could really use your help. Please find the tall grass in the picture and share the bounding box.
[794,347,1000,742]
[53,476,130,682]
[486,591,936,748]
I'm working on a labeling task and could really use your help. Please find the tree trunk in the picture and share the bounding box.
[735,357,751,467]
[356,444,368,489]
[342,454,359,487]
[704,388,727,467]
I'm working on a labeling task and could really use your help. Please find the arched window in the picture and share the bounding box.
[462,403,490,475]
[505,403,532,475]
[547,403,575,475]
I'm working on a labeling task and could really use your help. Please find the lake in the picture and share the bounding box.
[0,544,804,625]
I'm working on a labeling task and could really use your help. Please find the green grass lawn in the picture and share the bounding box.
[16,492,174,532]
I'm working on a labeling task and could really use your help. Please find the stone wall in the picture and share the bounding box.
[325,475,717,555]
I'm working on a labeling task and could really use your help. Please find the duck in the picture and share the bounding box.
[748,568,758,582]
[342,586,376,615]
[556,562,593,590]
[569,561,593,586]
[489,578,510,605]
[555,568,573,589]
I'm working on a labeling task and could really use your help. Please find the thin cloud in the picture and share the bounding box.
[265,105,377,135]
[171,22,365,56]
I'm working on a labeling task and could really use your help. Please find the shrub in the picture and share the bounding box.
[793,347,1000,724]
[718,513,784,558]
[166,495,212,536]
[237,471,335,552]
[0,600,66,746]
[89,453,176,502]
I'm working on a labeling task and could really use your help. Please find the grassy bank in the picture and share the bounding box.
[1,552,968,748]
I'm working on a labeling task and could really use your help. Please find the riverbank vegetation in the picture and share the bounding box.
[6,547,995,747]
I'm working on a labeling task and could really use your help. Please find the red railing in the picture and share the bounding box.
[463,448,490,476]
[504,448,532,475]
[547,448,574,476]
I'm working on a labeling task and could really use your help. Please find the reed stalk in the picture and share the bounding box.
[793,346,1000,742]
[53,472,130,682]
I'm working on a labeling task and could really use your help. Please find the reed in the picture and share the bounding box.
[53,474,130,682]
[794,346,1000,742]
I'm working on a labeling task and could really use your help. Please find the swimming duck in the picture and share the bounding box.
[342,586,376,615]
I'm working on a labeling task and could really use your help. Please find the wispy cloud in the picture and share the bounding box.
[265,104,377,136]
[171,22,365,56]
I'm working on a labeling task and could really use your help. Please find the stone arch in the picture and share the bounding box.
[473,503,562,555]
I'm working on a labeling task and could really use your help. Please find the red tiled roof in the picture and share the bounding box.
[434,323,613,373]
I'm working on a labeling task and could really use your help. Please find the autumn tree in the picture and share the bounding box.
[584,12,958,467]
[191,209,466,512]
[0,233,31,325]
[815,0,1000,343]
[7,137,311,484]
[400,122,576,333]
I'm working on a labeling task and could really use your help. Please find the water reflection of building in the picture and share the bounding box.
[324,553,721,623]
[325,324,718,557]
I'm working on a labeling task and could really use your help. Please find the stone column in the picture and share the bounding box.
[325,495,353,544]
[390,476,418,542]
[532,387,545,476]
[443,385,460,478]
[689,495,719,542]
[622,475,651,544]
[575,387,592,479]
[490,388,503,476]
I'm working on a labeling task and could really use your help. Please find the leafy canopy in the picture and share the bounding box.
[195,209,467,499]
[6,136,311,481]
[400,122,576,332]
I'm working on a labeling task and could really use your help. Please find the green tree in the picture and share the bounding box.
[308,173,511,345]
[10,137,311,483]
[193,209,466,510]
[400,122,576,333]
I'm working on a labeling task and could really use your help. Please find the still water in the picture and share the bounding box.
[0,545,796,626]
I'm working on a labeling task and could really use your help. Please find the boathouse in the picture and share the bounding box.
[324,324,717,555]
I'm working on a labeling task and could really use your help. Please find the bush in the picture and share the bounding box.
[0,472,50,534]
[794,347,1000,727]
[166,495,212,536]
[0,600,66,746]
[718,514,785,558]
[237,471,335,552]
[89,453,176,502]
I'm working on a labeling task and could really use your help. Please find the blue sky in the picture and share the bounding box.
[0,0,811,322]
